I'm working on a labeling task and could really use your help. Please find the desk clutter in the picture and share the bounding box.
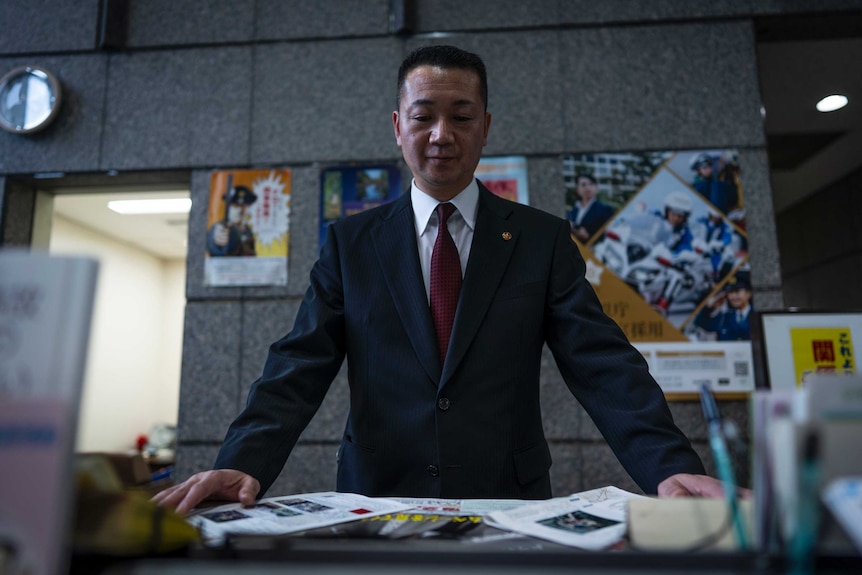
[752,374,862,567]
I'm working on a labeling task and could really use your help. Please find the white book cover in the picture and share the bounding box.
[0,251,99,575]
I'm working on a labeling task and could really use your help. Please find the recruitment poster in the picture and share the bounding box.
[205,169,291,287]
[475,155,529,205]
[319,165,402,247]
[563,150,754,394]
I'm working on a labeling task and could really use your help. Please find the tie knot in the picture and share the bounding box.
[437,202,456,225]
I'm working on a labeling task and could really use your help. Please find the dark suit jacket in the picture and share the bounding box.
[215,183,704,499]
[569,200,615,239]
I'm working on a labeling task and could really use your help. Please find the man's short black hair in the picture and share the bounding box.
[396,45,488,110]
[575,173,597,185]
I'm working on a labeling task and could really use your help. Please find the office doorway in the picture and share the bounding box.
[30,174,190,454]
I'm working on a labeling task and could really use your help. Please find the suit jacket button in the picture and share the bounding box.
[437,397,450,411]
[428,465,439,477]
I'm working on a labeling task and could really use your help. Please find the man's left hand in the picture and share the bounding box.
[657,473,752,499]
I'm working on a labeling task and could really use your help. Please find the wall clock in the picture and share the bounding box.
[0,66,62,134]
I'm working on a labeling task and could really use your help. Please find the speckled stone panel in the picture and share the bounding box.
[266,443,340,497]
[101,47,252,170]
[548,442,587,496]
[557,0,755,25]
[177,301,244,442]
[413,0,562,32]
[255,0,391,41]
[557,442,644,495]
[405,32,565,156]
[173,443,220,483]
[0,181,33,245]
[173,440,341,495]
[739,149,783,290]
[0,55,106,174]
[0,0,99,54]
[125,0,256,47]
[559,21,765,152]
[236,298,350,444]
[526,156,569,219]
[540,345,590,440]
[251,38,402,165]
[237,285,351,438]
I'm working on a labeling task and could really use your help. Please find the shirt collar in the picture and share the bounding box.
[412,179,479,236]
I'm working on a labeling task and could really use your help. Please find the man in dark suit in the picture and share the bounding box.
[568,173,615,242]
[155,45,730,514]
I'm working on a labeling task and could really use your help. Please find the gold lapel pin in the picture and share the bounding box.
[502,231,512,241]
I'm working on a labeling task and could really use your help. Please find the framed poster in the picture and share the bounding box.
[205,169,292,287]
[563,150,753,395]
[751,310,862,390]
[475,155,529,205]
[319,165,402,248]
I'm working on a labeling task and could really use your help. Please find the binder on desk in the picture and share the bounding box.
[0,251,99,575]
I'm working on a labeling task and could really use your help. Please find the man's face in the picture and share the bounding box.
[576,177,598,202]
[228,204,246,224]
[698,163,713,178]
[726,287,752,309]
[393,65,491,201]
[666,210,687,228]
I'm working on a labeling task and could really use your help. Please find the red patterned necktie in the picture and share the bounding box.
[430,202,462,364]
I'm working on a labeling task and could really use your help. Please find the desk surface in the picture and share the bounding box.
[87,533,862,575]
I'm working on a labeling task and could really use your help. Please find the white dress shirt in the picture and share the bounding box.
[411,179,478,303]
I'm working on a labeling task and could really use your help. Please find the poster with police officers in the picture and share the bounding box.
[563,150,751,344]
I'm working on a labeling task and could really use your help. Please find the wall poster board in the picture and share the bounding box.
[476,155,529,205]
[205,169,292,287]
[751,310,862,391]
[319,165,402,248]
[563,150,754,395]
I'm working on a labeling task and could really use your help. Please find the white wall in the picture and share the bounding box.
[49,216,185,452]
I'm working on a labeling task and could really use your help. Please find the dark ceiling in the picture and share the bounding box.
[755,11,862,213]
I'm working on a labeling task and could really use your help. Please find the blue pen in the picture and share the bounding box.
[699,383,748,549]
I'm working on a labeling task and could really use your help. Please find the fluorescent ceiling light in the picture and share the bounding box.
[816,94,849,112]
[108,198,191,214]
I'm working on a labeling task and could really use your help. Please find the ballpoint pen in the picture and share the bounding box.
[699,382,749,549]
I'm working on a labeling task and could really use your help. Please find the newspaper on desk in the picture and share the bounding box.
[485,486,646,550]
[188,491,413,543]
[393,497,531,516]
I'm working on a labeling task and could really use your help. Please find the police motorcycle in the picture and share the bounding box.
[592,212,674,308]
[650,240,715,315]
[593,192,714,316]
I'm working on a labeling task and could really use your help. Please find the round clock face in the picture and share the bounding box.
[0,66,62,134]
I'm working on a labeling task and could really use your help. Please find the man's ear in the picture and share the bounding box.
[393,111,402,146]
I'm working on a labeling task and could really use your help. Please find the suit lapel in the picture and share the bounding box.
[442,186,518,385]
[371,194,442,384]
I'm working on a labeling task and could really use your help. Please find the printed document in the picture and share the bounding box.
[485,486,645,550]
[189,491,412,542]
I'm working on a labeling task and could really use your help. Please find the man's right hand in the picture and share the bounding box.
[150,469,260,515]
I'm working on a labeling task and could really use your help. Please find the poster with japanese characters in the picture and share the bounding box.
[319,165,402,248]
[563,150,754,394]
[757,312,862,390]
[205,169,291,287]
